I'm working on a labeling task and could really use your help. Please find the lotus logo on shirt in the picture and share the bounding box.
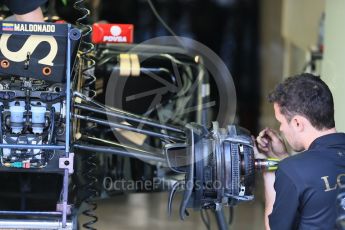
[321,174,345,192]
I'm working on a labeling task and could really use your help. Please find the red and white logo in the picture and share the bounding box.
[104,25,126,42]
[110,26,121,36]
[92,24,134,44]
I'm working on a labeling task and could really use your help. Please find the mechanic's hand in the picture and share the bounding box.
[252,135,267,159]
[256,128,288,160]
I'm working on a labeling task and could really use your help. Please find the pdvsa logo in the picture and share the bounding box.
[92,23,134,44]
[103,26,127,42]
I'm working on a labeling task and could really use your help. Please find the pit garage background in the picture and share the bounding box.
[0,0,344,229]
[78,0,345,229]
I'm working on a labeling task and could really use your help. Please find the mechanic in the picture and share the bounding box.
[2,0,46,22]
[256,73,345,230]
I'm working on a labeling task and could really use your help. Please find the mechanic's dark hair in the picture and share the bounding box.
[268,73,335,130]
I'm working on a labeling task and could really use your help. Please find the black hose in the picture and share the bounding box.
[200,209,211,230]
[167,181,182,216]
[0,106,3,144]
[215,209,228,230]
[48,107,55,144]
[228,207,234,225]
[0,106,3,160]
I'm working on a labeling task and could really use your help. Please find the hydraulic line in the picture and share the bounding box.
[81,135,161,156]
[74,103,184,134]
[74,92,184,133]
[73,144,166,164]
[74,114,185,142]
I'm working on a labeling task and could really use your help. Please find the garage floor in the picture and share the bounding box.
[79,180,265,230]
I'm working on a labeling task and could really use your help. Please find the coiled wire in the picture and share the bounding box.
[74,0,97,99]
[73,0,98,229]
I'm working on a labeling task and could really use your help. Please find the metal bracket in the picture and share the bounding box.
[59,153,74,174]
[239,185,246,196]
[56,203,72,215]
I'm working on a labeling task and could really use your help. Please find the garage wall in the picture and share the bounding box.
[322,0,345,132]
[281,0,325,76]
[259,0,284,130]
[259,0,325,130]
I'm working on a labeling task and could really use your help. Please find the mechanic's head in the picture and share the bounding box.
[268,73,335,151]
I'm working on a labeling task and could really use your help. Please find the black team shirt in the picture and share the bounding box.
[269,133,345,230]
[2,0,47,15]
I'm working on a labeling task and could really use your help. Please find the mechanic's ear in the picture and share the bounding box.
[291,115,305,132]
